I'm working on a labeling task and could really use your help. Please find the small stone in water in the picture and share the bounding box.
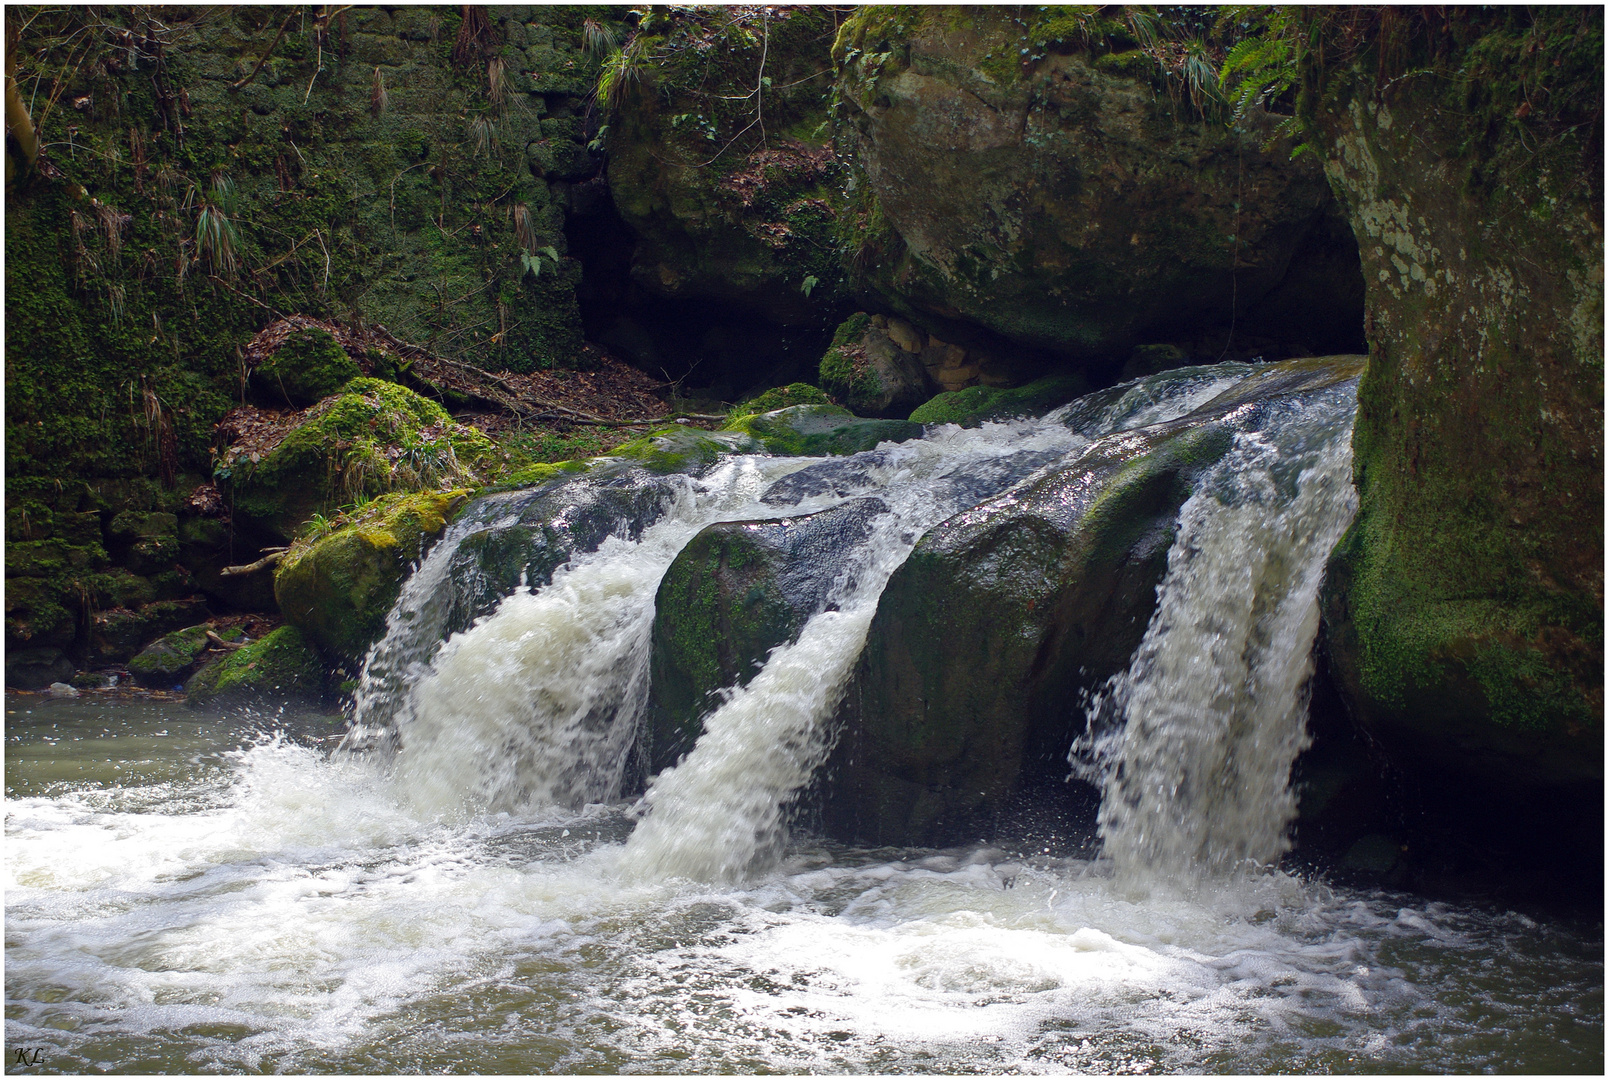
[47,682,79,698]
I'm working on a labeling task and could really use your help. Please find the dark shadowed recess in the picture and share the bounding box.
[565,183,852,403]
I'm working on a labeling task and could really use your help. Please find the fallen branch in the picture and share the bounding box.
[220,548,286,576]
[231,10,296,91]
[205,630,246,650]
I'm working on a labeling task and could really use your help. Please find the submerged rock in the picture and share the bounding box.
[647,498,890,771]
[824,356,1366,846]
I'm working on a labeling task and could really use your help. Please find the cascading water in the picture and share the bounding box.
[1071,380,1361,884]
[10,360,1597,1075]
[354,365,1245,859]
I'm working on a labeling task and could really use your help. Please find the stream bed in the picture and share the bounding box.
[6,695,1602,1075]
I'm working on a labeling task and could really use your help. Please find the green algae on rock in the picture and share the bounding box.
[185,625,324,709]
[274,490,471,664]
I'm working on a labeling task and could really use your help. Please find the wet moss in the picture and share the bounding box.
[185,624,323,707]
[274,489,470,662]
[908,373,1090,427]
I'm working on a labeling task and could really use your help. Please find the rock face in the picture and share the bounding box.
[647,498,890,772]
[833,8,1365,369]
[824,356,1365,846]
[6,7,613,651]
[1304,10,1602,870]
[274,490,470,664]
[603,7,848,323]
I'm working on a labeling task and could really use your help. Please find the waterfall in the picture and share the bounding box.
[345,363,1286,877]
[1072,381,1360,884]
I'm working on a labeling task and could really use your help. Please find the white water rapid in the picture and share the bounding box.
[1072,379,1361,885]
[355,365,1242,870]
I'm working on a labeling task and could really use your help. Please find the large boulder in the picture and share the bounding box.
[833,8,1365,369]
[273,490,471,664]
[823,355,1365,846]
[1304,10,1602,879]
[222,379,498,542]
[646,498,890,772]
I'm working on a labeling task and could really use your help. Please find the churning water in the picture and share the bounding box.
[7,364,1603,1073]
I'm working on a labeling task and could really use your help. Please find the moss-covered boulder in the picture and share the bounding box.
[87,598,213,667]
[646,498,890,771]
[909,372,1091,428]
[833,8,1364,367]
[185,625,323,709]
[224,379,497,541]
[818,313,932,417]
[127,624,244,688]
[251,327,362,407]
[273,490,470,664]
[728,383,833,420]
[719,405,923,457]
[823,355,1365,846]
[1302,10,1602,870]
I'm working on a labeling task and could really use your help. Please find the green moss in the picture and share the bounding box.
[727,382,831,421]
[908,373,1090,427]
[226,379,495,540]
[127,624,242,686]
[721,404,923,457]
[185,625,324,707]
[253,328,362,406]
[274,489,470,662]
[611,427,754,475]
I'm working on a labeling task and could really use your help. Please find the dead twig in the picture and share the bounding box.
[220,548,287,576]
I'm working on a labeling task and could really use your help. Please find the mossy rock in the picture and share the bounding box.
[823,355,1366,846]
[252,328,363,406]
[127,624,244,688]
[719,405,923,457]
[728,382,832,421]
[646,497,889,772]
[273,490,471,663]
[908,373,1090,428]
[818,313,931,417]
[185,625,324,708]
[610,427,762,475]
[86,597,214,667]
[225,378,497,541]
